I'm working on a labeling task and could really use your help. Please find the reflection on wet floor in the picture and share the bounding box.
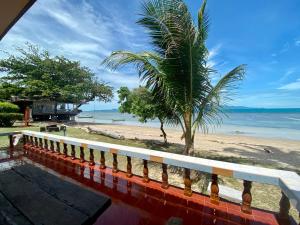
[0,147,287,225]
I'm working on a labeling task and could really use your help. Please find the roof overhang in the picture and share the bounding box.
[0,0,36,40]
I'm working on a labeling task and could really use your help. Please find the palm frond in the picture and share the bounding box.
[192,64,246,136]
[196,0,209,44]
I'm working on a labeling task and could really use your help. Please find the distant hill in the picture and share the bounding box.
[83,108,118,112]
[223,106,250,110]
[223,106,300,113]
[83,106,300,113]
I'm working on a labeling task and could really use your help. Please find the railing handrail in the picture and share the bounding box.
[21,130,300,212]
[0,131,21,137]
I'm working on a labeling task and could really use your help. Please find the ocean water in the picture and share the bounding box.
[76,110,300,141]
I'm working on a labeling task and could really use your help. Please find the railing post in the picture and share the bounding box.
[241,180,252,214]
[63,143,68,157]
[30,136,34,146]
[184,168,192,196]
[143,160,149,182]
[210,174,219,204]
[44,139,48,151]
[161,163,169,189]
[50,140,55,153]
[278,191,290,221]
[80,146,85,163]
[100,151,106,169]
[56,142,61,154]
[126,156,132,177]
[71,145,75,160]
[23,135,27,148]
[39,138,43,149]
[89,149,95,166]
[112,153,118,173]
[26,135,30,146]
[9,135,13,148]
[34,137,38,147]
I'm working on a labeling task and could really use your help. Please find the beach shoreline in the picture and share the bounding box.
[71,122,300,171]
[75,110,300,141]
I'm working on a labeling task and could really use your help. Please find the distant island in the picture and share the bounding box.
[83,106,300,113]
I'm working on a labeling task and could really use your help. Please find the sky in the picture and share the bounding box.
[1,0,300,110]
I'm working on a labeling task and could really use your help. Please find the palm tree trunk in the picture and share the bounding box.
[159,118,167,145]
[183,112,194,155]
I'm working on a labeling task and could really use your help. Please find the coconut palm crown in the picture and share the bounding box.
[103,0,246,155]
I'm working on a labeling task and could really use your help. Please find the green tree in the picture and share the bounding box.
[103,0,245,155]
[118,86,175,144]
[0,44,113,108]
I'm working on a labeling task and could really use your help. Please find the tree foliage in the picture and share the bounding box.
[0,102,23,127]
[0,44,113,106]
[103,0,245,155]
[118,86,174,144]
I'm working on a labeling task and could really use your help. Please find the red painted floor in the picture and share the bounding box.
[0,146,296,225]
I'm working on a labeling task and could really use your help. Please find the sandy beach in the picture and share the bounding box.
[76,123,300,171]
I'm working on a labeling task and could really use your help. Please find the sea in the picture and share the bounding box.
[76,108,300,141]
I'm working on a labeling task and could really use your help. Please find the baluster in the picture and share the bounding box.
[29,136,34,151]
[39,138,43,149]
[50,140,55,153]
[126,156,132,177]
[22,135,26,151]
[9,135,13,149]
[210,174,219,204]
[56,142,61,154]
[89,149,95,166]
[34,137,38,147]
[32,137,37,151]
[100,151,106,169]
[112,153,118,173]
[278,191,290,220]
[143,160,149,182]
[80,146,85,163]
[184,168,192,196]
[71,145,75,159]
[30,136,34,146]
[23,135,27,153]
[27,136,31,150]
[241,180,252,214]
[63,143,68,157]
[23,135,27,148]
[161,164,169,189]
[44,139,48,151]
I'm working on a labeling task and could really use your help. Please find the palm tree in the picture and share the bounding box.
[103,0,245,155]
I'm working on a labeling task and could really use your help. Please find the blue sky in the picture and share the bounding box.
[1,0,300,110]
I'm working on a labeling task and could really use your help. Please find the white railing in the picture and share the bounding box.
[0,131,21,148]
[21,130,300,220]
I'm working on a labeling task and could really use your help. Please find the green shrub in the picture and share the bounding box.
[0,113,23,127]
[0,102,20,113]
[0,102,23,127]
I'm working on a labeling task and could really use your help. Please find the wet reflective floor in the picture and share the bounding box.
[0,147,295,225]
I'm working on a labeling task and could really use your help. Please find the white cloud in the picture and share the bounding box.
[278,79,300,91]
[98,68,140,89]
[278,68,295,82]
[207,44,222,67]
[279,42,290,54]
[230,91,300,108]
[0,0,147,81]
[295,39,300,47]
